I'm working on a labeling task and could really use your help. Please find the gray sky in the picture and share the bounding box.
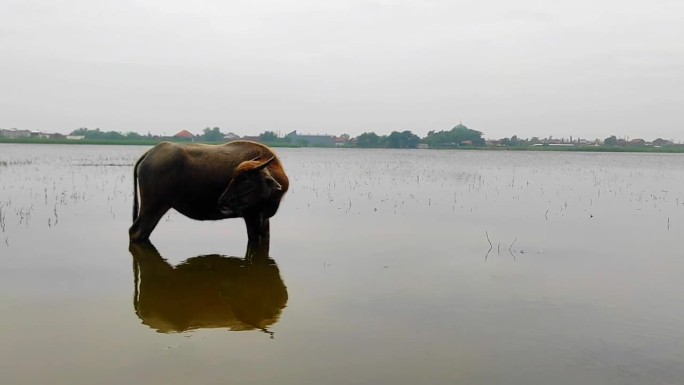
[2,0,683,141]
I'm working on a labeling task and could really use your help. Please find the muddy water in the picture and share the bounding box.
[1,143,683,385]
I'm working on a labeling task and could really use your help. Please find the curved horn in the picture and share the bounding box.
[249,156,276,173]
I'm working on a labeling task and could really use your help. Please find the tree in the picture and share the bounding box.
[387,130,420,148]
[202,127,224,142]
[68,127,124,140]
[126,132,143,140]
[423,123,484,148]
[70,128,90,136]
[356,132,381,148]
[259,131,279,143]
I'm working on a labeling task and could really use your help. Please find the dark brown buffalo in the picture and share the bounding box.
[130,241,287,334]
[129,141,289,246]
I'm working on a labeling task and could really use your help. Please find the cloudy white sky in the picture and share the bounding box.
[1,0,683,140]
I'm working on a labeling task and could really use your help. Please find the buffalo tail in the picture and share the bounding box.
[132,153,145,222]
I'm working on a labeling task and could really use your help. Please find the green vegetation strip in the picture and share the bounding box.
[0,137,301,147]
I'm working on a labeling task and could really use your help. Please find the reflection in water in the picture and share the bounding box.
[129,242,288,334]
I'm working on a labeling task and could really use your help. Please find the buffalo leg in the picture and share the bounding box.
[246,240,270,261]
[130,240,174,275]
[244,214,270,252]
[129,204,170,242]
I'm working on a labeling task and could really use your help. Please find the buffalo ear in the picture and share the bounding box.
[249,156,276,173]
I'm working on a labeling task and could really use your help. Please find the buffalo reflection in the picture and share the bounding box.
[129,241,287,334]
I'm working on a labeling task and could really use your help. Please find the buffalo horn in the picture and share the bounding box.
[249,156,276,173]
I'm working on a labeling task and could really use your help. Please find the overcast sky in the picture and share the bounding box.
[1,0,683,140]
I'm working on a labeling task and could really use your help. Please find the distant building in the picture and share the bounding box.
[627,138,646,147]
[652,138,674,147]
[32,132,64,139]
[224,132,240,141]
[285,130,335,147]
[174,130,195,140]
[37,133,65,140]
[417,143,429,149]
[240,136,261,142]
[0,128,31,138]
[334,134,350,147]
[67,135,85,140]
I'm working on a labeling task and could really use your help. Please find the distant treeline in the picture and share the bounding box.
[60,124,490,149]
[2,125,682,151]
[355,124,484,149]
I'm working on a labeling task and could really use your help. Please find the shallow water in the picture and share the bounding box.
[1,144,683,384]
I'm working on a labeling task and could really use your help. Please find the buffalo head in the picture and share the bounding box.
[218,156,283,216]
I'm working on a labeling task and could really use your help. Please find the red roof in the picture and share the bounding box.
[174,130,194,138]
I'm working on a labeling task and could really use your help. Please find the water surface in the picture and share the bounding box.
[1,144,683,384]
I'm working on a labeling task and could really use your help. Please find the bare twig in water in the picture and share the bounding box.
[0,205,5,233]
[485,230,493,261]
[509,237,517,252]
[509,237,518,261]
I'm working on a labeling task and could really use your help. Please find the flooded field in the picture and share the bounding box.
[1,143,683,385]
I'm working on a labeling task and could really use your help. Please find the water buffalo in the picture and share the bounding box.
[129,140,289,245]
[130,241,287,334]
